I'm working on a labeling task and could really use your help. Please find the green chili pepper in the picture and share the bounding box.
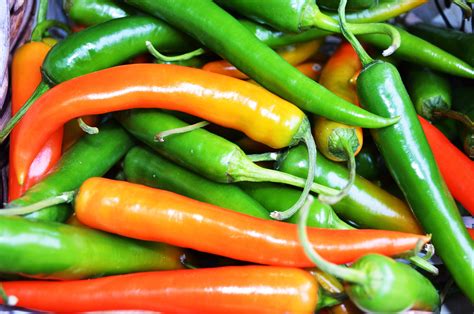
[64,0,139,26]
[404,66,452,120]
[318,0,377,12]
[408,23,474,67]
[452,80,474,158]
[6,120,134,222]
[125,0,398,129]
[115,109,335,199]
[123,146,269,219]
[359,27,474,79]
[343,9,474,301]
[240,182,353,230]
[354,140,385,181]
[0,216,183,280]
[276,145,423,234]
[0,15,197,142]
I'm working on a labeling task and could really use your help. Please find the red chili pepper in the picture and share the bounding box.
[467,228,474,240]
[0,266,318,313]
[8,41,62,200]
[419,116,474,215]
[74,177,430,267]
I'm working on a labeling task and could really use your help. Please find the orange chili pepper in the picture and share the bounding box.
[74,177,430,267]
[8,41,62,200]
[12,64,308,186]
[1,266,318,313]
[202,39,322,79]
[296,62,322,81]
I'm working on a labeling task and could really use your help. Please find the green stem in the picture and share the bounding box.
[0,283,17,307]
[180,254,198,269]
[0,82,50,144]
[338,0,374,67]
[78,118,99,134]
[146,41,205,62]
[297,195,367,284]
[31,20,71,42]
[318,138,356,205]
[0,191,75,216]
[247,152,279,162]
[154,121,209,142]
[37,0,49,25]
[407,255,439,275]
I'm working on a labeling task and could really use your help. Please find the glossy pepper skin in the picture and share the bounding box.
[75,177,430,267]
[123,146,269,219]
[64,0,138,26]
[0,216,183,280]
[0,266,318,313]
[7,120,134,222]
[359,27,474,79]
[13,64,307,183]
[357,60,474,301]
[8,41,62,200]
[408,23,474,67]
[126,0,398,129]
[277,145,423,234]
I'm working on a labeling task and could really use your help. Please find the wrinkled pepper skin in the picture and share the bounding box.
[357,60,474,301]
[277,145,423,234]
[0,216,183,280]
[123,146,269,219]
[7,120,134,222]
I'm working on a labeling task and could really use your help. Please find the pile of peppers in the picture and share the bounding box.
[0,0,473,312]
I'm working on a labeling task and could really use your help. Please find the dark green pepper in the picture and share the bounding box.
[354,140,385,181]
[6,120,134,222]
[0,216,183,279]
[123,146,269,219]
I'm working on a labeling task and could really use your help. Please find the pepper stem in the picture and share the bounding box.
[297,195,367,284]
[337,0,373,66]
[432,109,473,131]
[31,20,71,42]
[146,41,205,62]
[247,152,279,162]
[0,82,50,144]
[154,121,209,142]
[0,284,17,307]
[318,137,356,205]
[78,117,99,134]
[270,121,318,220]
[308,4,399,58]
[0,191,75,216]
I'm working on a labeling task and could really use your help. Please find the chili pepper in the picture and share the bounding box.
[6,120,134,222]
[318,0,376,12]
[408,23,474,67]
[452,80,474,158]
[354,140,385,181]
[0,216,183,280]
[404,66,452,120]
[61,115,98,152]
[126,0,399,129]
[468,228,474,240]
[341,7,474,301]
[123,146,269,219]
[432,118,458,142]
[64,0,139,26]
[276,145,423,234]
[69,177,429,266]
[13,65,336,220]
[0,15,197,142]
[419,116,474,215]
[240,182,353,229]
[359,27,474,79]
[295,62,322,80]
[0,266,318,313]
[8,40,61,201]
[202,39,322,80]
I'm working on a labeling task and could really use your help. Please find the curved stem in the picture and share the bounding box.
[247,152,279,162]
[453,0,472,18]
[36,0,49,25]
[0,284,17,307]
[78,118,99,134]
[180,254,198,269]
[407,255,439,275]
[0,191,75,216]
[338,0,374,67]
[154,121,209,142]
[146,41,205,62]
[297,195,367,284]
[0,82,50,144]
[433,109,473,131]
[318,138,356,205]
[31,20,71,42]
